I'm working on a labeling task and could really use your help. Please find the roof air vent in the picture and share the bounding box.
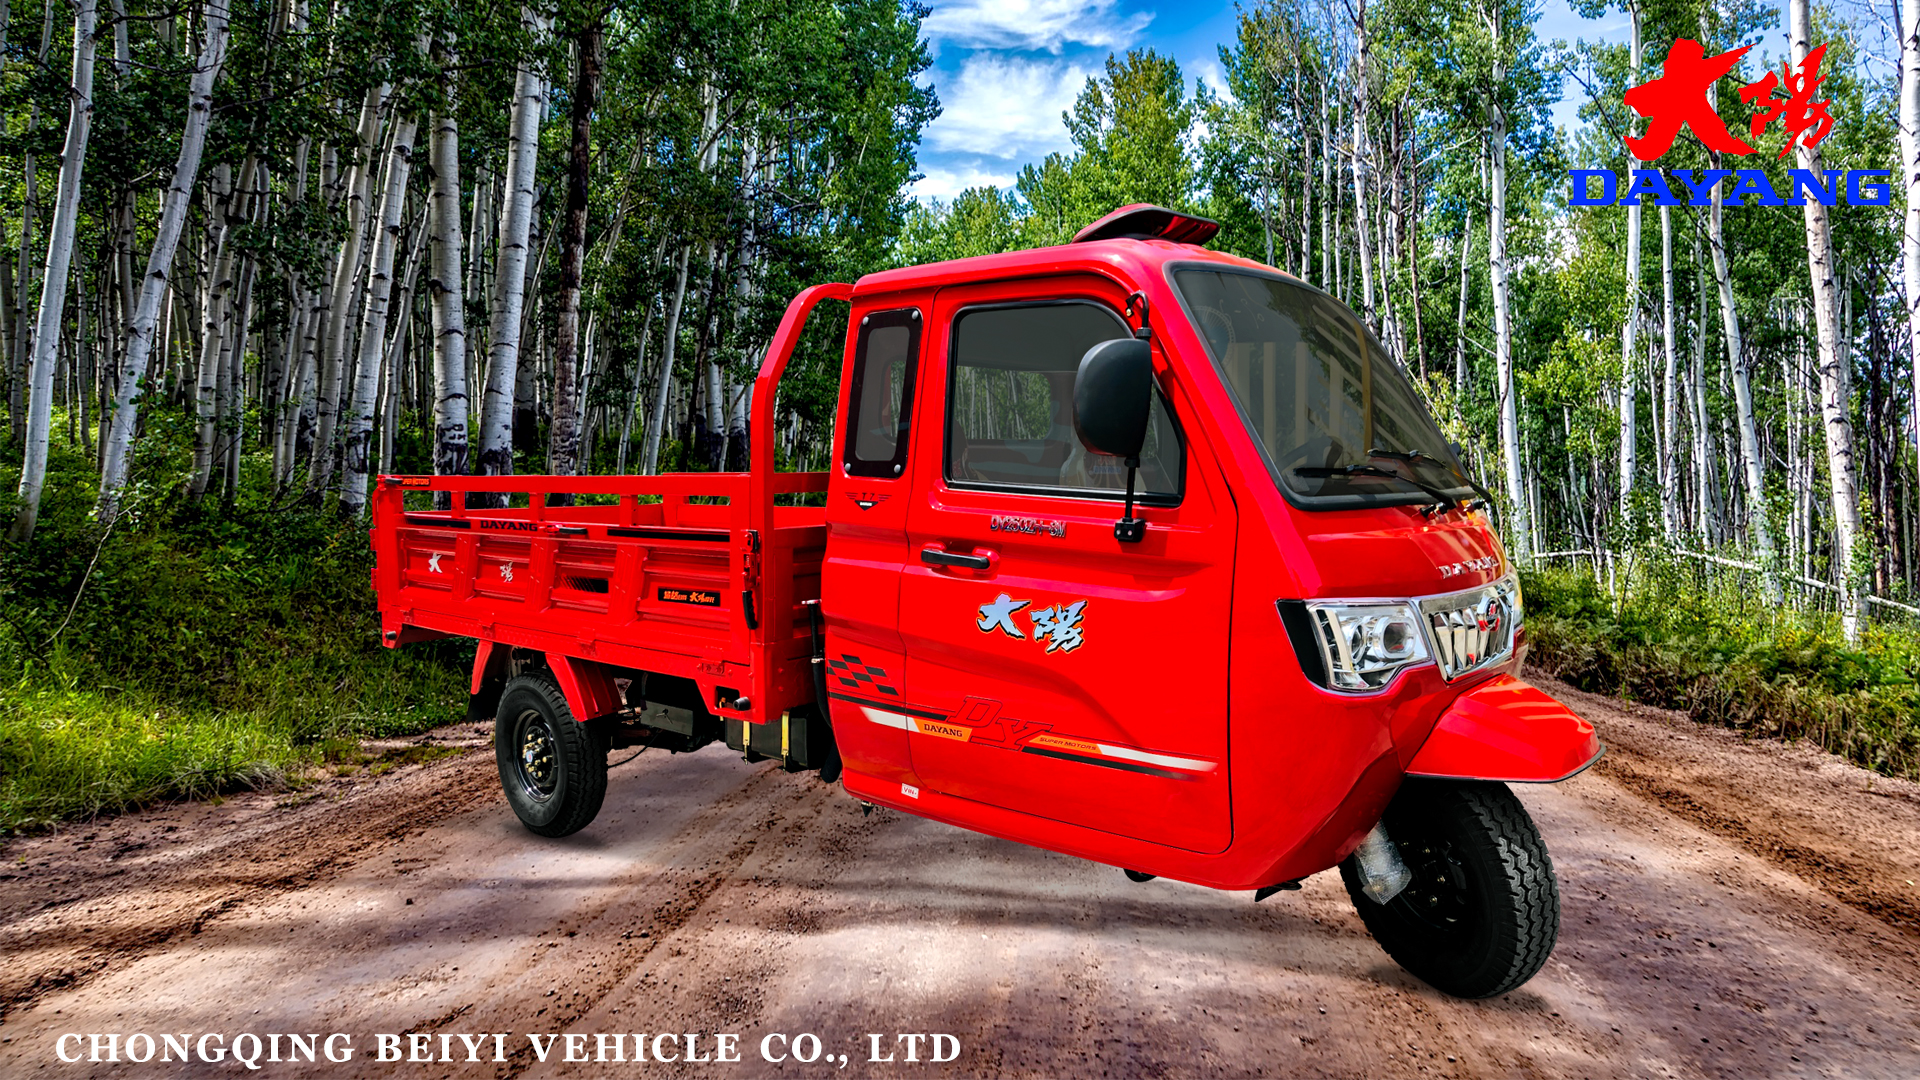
[1071,203,1220,246]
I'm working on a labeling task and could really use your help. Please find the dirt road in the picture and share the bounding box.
[3,676,1918,1078]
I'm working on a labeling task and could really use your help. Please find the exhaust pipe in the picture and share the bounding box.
[1351,822,1413,904]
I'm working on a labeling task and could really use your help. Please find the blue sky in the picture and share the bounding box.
[905,0,1810,203]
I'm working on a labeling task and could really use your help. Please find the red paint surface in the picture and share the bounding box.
[1406,674,1604,782]
[371,237,1592,891]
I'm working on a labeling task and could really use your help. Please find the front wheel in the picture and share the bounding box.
[1340,779,1559,998]
[494,675,608,837]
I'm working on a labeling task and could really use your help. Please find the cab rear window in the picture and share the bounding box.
[843,308,920,478]
[944,301,1181,502]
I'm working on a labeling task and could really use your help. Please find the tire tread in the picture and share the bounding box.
[1341,780,1559,998]
[494,674,609,838]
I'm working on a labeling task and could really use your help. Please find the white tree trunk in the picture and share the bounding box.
[378,222,426,476]
[10,0,96,542]
[1618,4,1643,519]
[474,6,549,482]
[1454,213,1472,405]
[1658,203,1680,541]
[306,83,387,491]
[95,0,229,520]
[1790,0,1865,640]
[1350,2,1376,328]
[428,101,467,488]
[1707,164,1775,573]
[1901,0,1920,471]
[1689,249,1715,542]
[338,115,418,516]
[1489,89,1530,561]
[188,167,238,500]
[642,245,692,474]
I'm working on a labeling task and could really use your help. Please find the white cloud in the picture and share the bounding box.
[1189,55,1230,102]
[922,0,1152,54]
[910,164,1020,202]
[924,54,1092,159]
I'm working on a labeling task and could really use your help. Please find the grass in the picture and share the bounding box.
[0,421,470,834]
[1521,562,1920,779]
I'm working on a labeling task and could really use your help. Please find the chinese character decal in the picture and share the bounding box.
[1623,39,1757,160]
[975,594,1089,652]
[976,593,1031,639]
[1738,44,1833,158]
[1029,601,1088,654]
[1621,38,1835,163]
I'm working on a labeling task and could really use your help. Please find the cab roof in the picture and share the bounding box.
[853,204,1285,298]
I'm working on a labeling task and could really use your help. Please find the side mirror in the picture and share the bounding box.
[1074,338,1153,459]
[1073,337,1154,543]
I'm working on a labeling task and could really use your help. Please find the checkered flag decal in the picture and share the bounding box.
[826,654,901,697]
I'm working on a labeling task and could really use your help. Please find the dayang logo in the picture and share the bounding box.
[1570,39,1889,208]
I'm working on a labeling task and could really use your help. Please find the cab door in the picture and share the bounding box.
[898,275,1237,854]
[821,302,928,790]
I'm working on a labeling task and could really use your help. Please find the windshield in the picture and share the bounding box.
[1172,268,1477,508]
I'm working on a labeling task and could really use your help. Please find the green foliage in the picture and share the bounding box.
[0,426,468,833]
[1522,564,1920,778]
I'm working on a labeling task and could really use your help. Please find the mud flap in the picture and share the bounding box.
[545,653,622,723]
[467,641,511,724]
[1406,675,1603,783]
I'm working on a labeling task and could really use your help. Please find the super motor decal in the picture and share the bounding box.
[827,683,1216,780]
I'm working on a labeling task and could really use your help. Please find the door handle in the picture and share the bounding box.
[920,546,991,570]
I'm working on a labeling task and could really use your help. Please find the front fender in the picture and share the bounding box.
[1406,674,1602,783]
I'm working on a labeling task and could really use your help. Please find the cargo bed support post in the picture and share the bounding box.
[747,282,851,541]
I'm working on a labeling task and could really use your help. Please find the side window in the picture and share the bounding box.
[946,302,1183,501]
[843,308,920,477]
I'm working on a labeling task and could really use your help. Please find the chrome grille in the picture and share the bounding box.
[1418,576,1520,681]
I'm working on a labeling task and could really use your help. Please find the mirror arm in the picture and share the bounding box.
[1125,292,1151,340]
[1114,456,1145,543]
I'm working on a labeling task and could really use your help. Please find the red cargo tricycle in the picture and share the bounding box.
[371,204,1602,999]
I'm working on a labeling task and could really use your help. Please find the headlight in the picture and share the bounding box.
[1306,601,1430,692]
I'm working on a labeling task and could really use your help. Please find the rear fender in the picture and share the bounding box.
[1406,675,1602,783]
[545,653,622,723]
[467,641,511,724]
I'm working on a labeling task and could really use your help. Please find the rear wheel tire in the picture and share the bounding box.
[494,675,608,837]
[1340,779,1559,999]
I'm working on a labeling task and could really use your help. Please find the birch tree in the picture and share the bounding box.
[95,0,230,522]
[305,84,388,493]
[1617,1,1643,518]
[427,62,468,483]
[1658,202,1679,541]
[1708,162,1775,574]
[11,0,97,543]
[475,6,550,484]
[1902,0,1920,465]
[338,113,419,516]
[1482,0,1530,561]
[547,11,604,484]
[1788,0,1865,640]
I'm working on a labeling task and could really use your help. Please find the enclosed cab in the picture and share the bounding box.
[371,204,1601,999]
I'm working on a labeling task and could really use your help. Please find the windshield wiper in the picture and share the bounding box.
[1366,448,1497,511]
[1291,464,1464,515]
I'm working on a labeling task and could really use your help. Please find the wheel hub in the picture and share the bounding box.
[1395,839,1472,934]
[516,714,558,798]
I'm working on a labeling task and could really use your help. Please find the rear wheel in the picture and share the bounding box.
[1340,779,1559,998]
[494,675,608,837]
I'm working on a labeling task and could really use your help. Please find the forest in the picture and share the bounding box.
[2,0,1919,827]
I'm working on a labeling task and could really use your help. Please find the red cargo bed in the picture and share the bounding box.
[370,471,827,728]
[369,283,853,736]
